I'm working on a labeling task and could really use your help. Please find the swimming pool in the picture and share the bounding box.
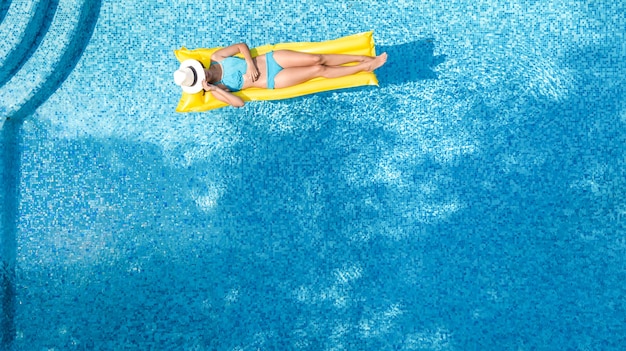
[1,0,625,349]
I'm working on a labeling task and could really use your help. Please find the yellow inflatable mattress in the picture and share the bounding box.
[174,32,378,112]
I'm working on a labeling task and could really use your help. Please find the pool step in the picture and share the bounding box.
[0,0,60,88]
[0,0,102,124]
[0,0,12,24]
[0,0,47,69]
[0,0,81,113]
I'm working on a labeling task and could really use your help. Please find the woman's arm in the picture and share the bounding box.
[202,80,245,107]
[211,43,259,81]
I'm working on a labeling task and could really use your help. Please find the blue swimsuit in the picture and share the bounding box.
[217,57,247,91]
[265,52,283,89]
[216,53,284,91]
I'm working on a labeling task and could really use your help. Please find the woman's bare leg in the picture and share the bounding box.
[272,50,375,68]
[273,53,387,89]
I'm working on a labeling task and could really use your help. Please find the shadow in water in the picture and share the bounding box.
[0,119,21,350]
[377,39,447,86]
[7,30,626,350]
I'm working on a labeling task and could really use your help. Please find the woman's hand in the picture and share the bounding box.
[246,61,260,82]
[203,80,245,107]
[202,80,216,91]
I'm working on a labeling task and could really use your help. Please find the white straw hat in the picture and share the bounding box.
[174,59,206,94]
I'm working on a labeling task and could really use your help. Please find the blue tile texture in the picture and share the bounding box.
[1,0,626,350]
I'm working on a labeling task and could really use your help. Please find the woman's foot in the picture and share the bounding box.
[367,53,387,71]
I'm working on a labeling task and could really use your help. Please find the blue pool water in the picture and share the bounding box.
[1,0,626,349]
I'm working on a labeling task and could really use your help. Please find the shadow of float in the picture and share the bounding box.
[377,39,447,85]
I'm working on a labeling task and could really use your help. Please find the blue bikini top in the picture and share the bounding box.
[216,57,247,91]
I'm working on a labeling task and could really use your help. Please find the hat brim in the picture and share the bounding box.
[178,59,206,94]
